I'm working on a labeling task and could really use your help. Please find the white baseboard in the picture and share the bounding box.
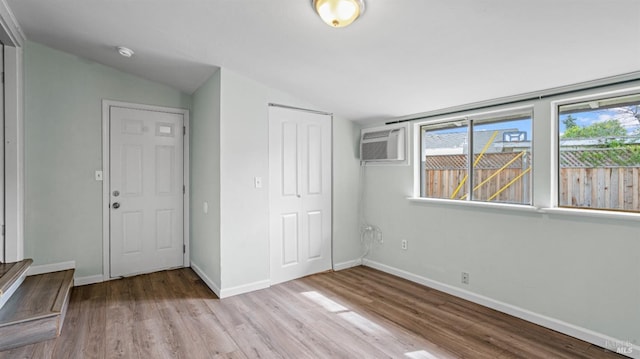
[27,261,76,276]
[219,279,270,299]
[333,258,362,271]
[363,259,639,359]
[190,262,221,298]
[74,275,104,287]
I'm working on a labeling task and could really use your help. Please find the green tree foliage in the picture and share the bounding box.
[562,119,627,139]
[562,114,577,130]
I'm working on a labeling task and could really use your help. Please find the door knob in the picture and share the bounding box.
[112,202,120,209]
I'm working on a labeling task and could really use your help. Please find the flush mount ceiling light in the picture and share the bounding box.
[117,46,134,58]
[313,0,365,28]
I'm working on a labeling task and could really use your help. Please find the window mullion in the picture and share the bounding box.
[467,118,473,201]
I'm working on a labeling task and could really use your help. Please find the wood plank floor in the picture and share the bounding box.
[0,270,74,351]
[0,270,74,325]
[0,259,33,296]
[0,266,625,359]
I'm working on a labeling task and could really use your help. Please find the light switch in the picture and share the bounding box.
[203,201,208,214]
[95,170,103,181]
[254,176,263,188]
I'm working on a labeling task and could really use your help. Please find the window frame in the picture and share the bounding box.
[416,105,534,206]
[551,87,640,213]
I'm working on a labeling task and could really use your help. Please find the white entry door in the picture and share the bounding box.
[109,106,184,277]
[269,106,332,285]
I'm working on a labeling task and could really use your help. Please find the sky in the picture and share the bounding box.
[559,106,640,135]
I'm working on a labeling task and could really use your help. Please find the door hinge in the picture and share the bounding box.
[183,185,185,194]
[183,244,186,253]
[1,72,4,84]
[1,225,4,236]
[183,126,186,136]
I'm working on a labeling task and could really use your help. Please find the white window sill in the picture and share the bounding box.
[408,197,640,221]
[539,207,640,221]
[407,197,540,213]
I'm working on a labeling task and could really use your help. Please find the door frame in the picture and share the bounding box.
[0,44,4,263]
[0,4,24,263]
[101,100,190,280]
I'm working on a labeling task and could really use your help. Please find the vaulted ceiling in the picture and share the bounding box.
[7,0,640,122]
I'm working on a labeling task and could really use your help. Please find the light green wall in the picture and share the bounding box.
[24,41,191,277]
[219,69,270,290]
[332,116,362,265]
[190,70,222,289]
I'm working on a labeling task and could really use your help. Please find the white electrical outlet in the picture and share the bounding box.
[401,239,408,250]
[254,176,263,188]
[461,272,470,285]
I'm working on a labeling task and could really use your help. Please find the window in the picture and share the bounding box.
[411,80,640,215]
[421,109,533,205]
[558,93,640,212]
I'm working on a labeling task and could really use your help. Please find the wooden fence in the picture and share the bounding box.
[424,150,640,211]
[424,152,530,203]
[559,167,640,211]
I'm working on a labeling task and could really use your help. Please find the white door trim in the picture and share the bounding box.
[0,0,25,262]
[102,100,190,280]
[3,46,24,263]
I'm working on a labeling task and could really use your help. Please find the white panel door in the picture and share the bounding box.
[0,44,4,262]
[269,106,332,285]
[110,106,184,277]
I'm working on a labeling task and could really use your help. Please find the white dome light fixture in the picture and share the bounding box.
[117,46,135,58]
[313,0,365,28]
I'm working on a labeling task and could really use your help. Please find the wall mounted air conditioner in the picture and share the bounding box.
[360,127,406,162]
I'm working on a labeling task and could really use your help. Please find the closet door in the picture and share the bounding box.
[269,106,332,285]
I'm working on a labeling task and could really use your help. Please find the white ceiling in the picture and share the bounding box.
[7,0,640,122]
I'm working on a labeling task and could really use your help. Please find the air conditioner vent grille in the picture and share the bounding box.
[362,130,392,140]
[362,142,388,160]
[360,126,406,163]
